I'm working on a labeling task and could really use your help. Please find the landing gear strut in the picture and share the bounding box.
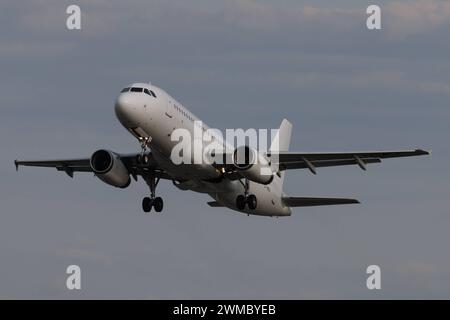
[139,137,150,155]
[136,137,151,165]
[142,172,163,213]
[236,178,257,211]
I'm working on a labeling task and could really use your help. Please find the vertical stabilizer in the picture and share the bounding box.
[270,119,292,188]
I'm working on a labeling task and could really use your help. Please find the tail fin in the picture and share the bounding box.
[270,119,292,188]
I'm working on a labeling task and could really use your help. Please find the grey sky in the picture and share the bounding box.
[0,0,448,298]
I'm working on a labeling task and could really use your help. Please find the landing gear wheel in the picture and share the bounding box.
[153,197,164,212]
[247,194,257,210]
[142,167,164,213]
[142,197,152,212]
[236,195,246,211]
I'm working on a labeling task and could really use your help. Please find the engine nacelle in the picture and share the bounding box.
[233,146,274,185]
[90,149,131,188]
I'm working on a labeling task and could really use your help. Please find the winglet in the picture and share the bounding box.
[14,160,19,172]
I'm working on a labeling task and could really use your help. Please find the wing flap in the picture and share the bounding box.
[267,149,428,172]
[14,152,172,180]
[280,158,381,170]
[271,149,428,163]
[15,159,91,170]
[283,196,359,207]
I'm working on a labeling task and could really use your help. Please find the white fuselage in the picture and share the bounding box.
[115,82,291,217]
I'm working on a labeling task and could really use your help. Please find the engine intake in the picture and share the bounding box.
[90,149,131,188]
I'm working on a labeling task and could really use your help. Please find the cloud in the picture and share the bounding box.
[385,0,450,35]
[0,41,76,57]
[56,248,114,266]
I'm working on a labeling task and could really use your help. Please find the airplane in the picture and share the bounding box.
[14,82,429,217]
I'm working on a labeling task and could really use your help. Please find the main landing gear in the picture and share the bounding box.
[236,179,257,211]
[142,171,164,213]
[135,137,164,213]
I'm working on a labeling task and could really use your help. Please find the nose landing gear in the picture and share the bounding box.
[142,172,164,213]
[133,137,163,213]
[142,196,163,213]
[139,137,150,154]
[136,137,151,165]
[236,178,257,211]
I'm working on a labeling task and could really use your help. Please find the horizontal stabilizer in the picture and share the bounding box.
[207,201,224,207]
[282,196,359,207]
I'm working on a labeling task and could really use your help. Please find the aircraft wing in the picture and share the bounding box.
[268,149,429,174]
[14,153,172,180]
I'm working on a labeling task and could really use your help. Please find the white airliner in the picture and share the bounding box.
[15,82,429,217]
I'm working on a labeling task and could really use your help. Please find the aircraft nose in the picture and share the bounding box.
[115,93,132,118]
[115,93,139,127]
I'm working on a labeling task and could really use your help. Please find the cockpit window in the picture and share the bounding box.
[143,88,157,98]
[125,86,156,97]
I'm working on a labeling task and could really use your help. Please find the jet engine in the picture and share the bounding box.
[233,146,273,185]
[90,149,131,188]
